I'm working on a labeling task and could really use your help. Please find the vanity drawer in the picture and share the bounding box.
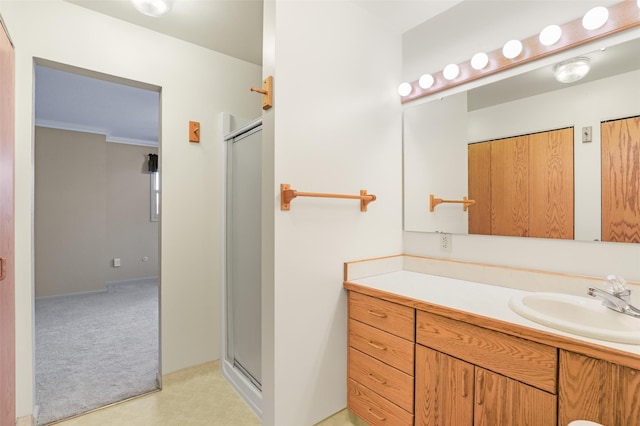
[416,310,557,393]
[349,291,415,341]
[348,378,414,426]
[349,319,414,375]
[349,347,414,413]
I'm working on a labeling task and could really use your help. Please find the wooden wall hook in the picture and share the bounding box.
[250,76,273,110]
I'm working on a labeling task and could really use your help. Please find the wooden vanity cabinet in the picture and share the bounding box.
[346,289,639,426]
[559,350,640,425]
[414,310,557,426]
[347,291,415,425]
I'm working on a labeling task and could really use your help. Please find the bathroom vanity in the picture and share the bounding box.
[344,257,640,426]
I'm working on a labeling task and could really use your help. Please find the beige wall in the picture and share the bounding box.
[34,127,107,297]
[106,142,159,283]
[34,127,159,298]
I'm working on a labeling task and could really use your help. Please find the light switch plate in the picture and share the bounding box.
[582,126,592,143]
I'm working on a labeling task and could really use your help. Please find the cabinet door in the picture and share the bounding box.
[559,350,640,425]
[415,345,474,426]
[475,368,556,426]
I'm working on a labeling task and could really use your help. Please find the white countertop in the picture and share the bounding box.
[349,270,640,356]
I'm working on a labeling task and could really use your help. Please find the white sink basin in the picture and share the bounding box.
[508,292,640,345]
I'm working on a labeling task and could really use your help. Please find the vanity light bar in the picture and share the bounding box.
[399,1,640,103]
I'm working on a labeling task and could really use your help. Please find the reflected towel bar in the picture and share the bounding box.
[281,184,376,211]
[430,194,475,212]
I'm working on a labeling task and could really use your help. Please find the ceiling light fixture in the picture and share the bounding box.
[419,74,435,89]
[398,82,413,97]
[582,6,609,30]
[554,57,591,83]
[539,25,562,46]
[471,52,489,70]
[130,0,173,17]
[502,39,523,59]
[443,64,460,80]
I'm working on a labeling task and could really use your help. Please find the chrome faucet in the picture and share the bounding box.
[588,275,640,319]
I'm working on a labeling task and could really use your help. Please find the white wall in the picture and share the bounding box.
[2,0,260,417]
[404,92,468,233]
[403,1,640,283]
[262,1,403,424]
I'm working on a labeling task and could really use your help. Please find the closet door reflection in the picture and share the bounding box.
[602,116,640,243]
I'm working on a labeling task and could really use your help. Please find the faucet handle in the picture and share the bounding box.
[605,275,630,295]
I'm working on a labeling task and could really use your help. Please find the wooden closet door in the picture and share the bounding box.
[602,116,640,242]
[468,142,491,235]
[490,135,529,237]
[529,128,574,239]
[0,17,15,426]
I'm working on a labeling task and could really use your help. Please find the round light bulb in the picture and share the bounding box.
[582,6,609,30]
[418,74,434,89]
[470,52,489,70]
[539,25,562,46]
[502,39,523,59]
[443,64,460,80]
[398,82,412,97]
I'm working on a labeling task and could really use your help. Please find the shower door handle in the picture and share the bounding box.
[0,256,6,281]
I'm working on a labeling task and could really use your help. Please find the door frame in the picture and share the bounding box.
[0,13,16,426]
[219,113,262,418]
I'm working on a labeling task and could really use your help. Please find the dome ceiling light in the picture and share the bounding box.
[554,57,591,84]
[130,0,174,17]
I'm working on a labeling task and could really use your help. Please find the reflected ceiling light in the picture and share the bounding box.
[398,82,413,97]
[539,25,562,46]
[130,0,173,17]
[443,64,460,80]
[471,52,489,70]
[418,74,435,89]
[582,6,609,30]
[554,57,591,83]
[502,39,523,59]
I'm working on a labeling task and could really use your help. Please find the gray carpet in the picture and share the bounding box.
[35,280,160,425]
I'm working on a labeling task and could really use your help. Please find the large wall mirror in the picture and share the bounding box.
[404,33,640,243]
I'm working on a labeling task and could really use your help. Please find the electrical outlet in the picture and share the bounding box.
[440,233,452,252]
[113,258,121,267]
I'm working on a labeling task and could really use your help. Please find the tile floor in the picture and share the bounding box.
[52,361,365,426]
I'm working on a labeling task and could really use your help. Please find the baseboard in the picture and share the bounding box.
[35,288,107,301]
[16,415,35,426]
[314,408,368,426]
[106,276,159,288]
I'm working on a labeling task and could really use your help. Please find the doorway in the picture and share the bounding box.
[223,116,262,417]
[33,61,161,425]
